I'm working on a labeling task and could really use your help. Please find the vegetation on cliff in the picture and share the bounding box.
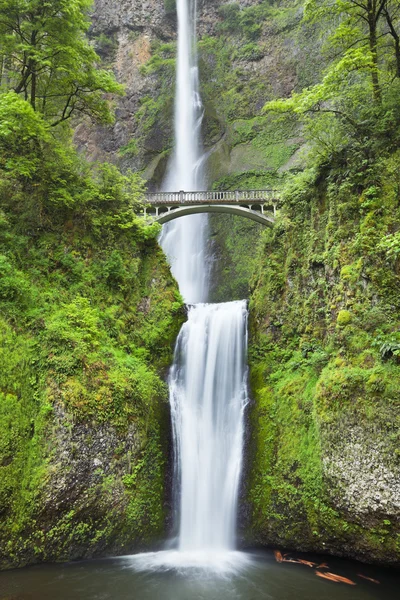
[246,0,400,565]
[0,1,183,569]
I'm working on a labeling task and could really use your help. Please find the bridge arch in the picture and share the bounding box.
[153,204,275,227]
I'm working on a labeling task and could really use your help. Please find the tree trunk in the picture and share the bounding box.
[368,7,382,102]
[384,8,400,78]
[29,30,38,110]
[30,67,36,110]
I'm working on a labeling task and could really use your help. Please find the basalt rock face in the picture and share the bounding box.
[0,233,185,570]
[77,0,318,190]
[74,0,175,180]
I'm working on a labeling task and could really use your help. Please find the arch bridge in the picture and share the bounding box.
[142,190,279,226]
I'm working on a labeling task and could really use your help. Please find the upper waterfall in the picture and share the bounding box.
[159,0,209,304]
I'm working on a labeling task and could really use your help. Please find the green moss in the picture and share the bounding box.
[0,181,184,568]
[337,310,352,326]
[247,149,400,564]
[119,139,139,158]
[217,2,273,41]
[209,214,264,302]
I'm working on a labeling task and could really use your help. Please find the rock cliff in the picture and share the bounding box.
[77,0,318,189]
[0,223,184,569]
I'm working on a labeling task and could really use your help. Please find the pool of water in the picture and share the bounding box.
[0,550,398,600]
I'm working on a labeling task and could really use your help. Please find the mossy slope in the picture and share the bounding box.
[0,209,184,569]
[246,155,400,566]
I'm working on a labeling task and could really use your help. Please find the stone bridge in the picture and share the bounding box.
[142,190,279,226]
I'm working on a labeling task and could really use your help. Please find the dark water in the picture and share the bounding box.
[0,550,398,600]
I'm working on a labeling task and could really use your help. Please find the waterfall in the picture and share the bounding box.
[170,301,248,552]
[159,0,209,304]
[130,300,249,572]
[130,0,249,574]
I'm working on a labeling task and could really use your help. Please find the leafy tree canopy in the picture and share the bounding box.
[0,0,123,125]
[264,0,400,163]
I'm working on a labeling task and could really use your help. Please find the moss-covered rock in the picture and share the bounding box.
[245,153,400,566]
[0,220,184,570]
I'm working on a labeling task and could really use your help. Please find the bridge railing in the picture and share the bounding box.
[145,189,279,204]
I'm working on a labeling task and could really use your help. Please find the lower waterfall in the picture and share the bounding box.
[129,0,250,573]
[170,301,248,552]
[130,301,250,573]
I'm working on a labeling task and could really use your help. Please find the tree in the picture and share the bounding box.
[383,1,400,77]
[304,0,400,102]
[263,0,400,164]
[0,0,123,126]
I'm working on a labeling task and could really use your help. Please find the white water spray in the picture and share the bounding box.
[159,0,209,304]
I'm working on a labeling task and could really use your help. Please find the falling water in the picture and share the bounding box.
[170,302,249,553]
[159,0,209,304]
[131,0,249,574]
[130,300,250,573]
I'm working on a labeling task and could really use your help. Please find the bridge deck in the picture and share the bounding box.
[145,189,279,205]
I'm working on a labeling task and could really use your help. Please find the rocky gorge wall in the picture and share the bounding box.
[79,0,321,188]
[80,0,325,298]
[0,215,184,569]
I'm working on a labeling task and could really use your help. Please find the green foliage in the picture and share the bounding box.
[199,35,270,123]
[264,1,400,166]
[0,0,123,125]
[247,132,400,562]
[336,309,352,327]
[213,170,282,191]
[119,139,139,158]
[208,214,264,302]
[217,3,272,40]
[0,91,50,177]
[378,231,400,262]
[373,332,400,362]
[0,254,31,306]
[0,3,185,567]
[233,43,264,62]
[0,94,147,234]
